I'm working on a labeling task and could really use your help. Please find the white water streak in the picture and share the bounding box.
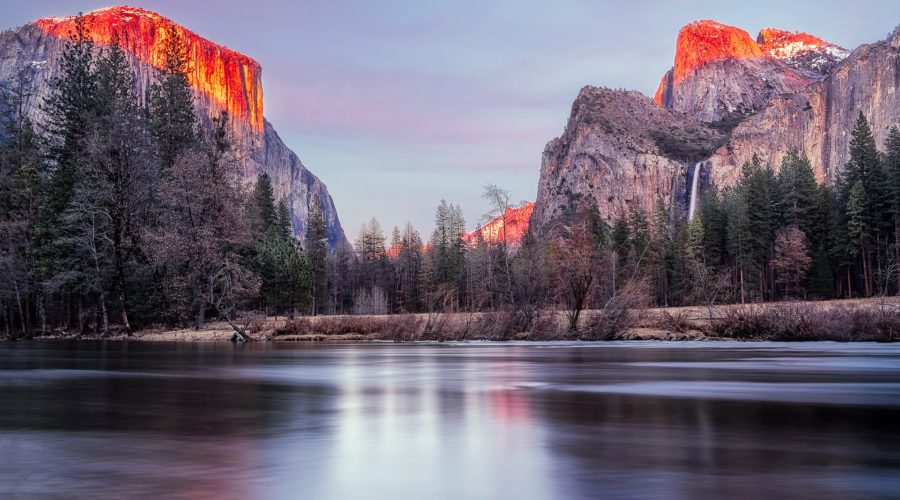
[688,162,701,220]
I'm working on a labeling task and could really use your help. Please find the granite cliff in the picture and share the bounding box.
[0,6,346,247]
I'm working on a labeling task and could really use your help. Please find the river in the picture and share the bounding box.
[1,341,899,499]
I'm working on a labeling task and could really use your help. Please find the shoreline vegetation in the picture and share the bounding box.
[11,297,899,343]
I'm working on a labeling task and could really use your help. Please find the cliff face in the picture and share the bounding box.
[34,7,263,131]
[0,6,346,248]
[709,27,900,187]
[654,20,847,122]
[532,87,723,234]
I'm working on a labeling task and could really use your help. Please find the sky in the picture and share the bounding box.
[7,1,900,237]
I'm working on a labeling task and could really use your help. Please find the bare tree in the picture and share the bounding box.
[482,184,513,303]
[549,222,597,333]
[773,225,812,299]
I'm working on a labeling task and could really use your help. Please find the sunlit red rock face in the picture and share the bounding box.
[463,202,534,247]
[654,20,847,121]
[34,6,263,131]
[670,20,763,83]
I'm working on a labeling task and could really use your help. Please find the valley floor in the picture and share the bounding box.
[14,296,900,343]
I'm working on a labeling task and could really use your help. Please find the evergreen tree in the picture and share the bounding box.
[257,227,311,316]
[698,189,727,267]
[627,207,650,269]
[847,180,871,295]
[841,112,880,195]
[839,113,884,296]
[149,27,196,169]
[648,199,671,306]
[429,200,466,308]
[777,149,818,235]
[609,215,630,292]
[39,14,99,293]
[275,200,292,240]
[724,187,752,302]
[305,194,328,314]
[741,155,779,299]
[806,185,840,298]
[249,173,277,238]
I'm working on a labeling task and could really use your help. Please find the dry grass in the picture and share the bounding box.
[708,303,900,341]
[20,297,898,342]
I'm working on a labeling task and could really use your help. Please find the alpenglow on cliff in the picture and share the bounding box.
[0,6,346,248]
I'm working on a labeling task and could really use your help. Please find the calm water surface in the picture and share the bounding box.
[1,341,899,499]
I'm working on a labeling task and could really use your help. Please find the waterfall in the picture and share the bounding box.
[688,162,701,220]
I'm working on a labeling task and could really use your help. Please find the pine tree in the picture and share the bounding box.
[610,216,630,292]
[275,200,292,240]
[305,194,328,314]
[429,200,466,308]
[847,180,871,295]
[741,155,779,300]
[724,187,752,303]
[257,227,311,316]
[249,173,277,238]
[698,189,727,267]
[841,112,880,194]
[839,113,883,296]
[38,14,99,295]
[777,149,818,235]
[149,27,196,169]
[648,199,671,306]
[628,207,650,269]
[806,185,840,298]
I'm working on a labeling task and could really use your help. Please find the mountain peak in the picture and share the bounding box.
[656,20,848,117]
[34,5,264,131]
[673,20,763,82]
[757,27,849,71]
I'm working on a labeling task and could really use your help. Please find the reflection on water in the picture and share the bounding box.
[1,341,899,499]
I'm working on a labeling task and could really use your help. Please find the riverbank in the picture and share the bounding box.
[9,297,899,342]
